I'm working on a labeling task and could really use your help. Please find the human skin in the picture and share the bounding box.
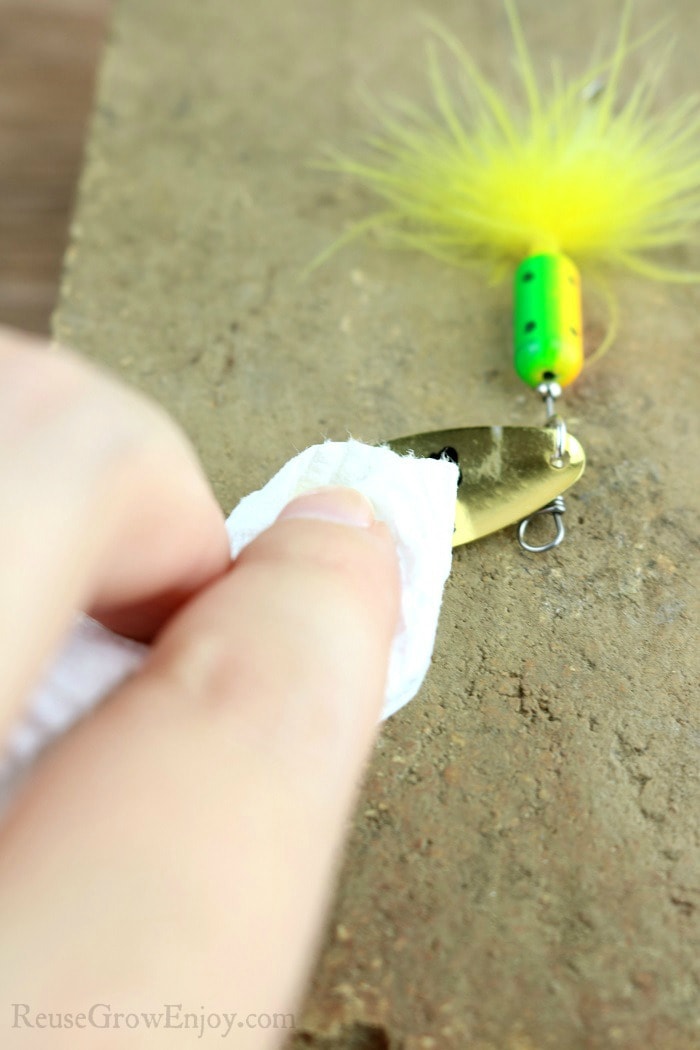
[0,326,400,1048]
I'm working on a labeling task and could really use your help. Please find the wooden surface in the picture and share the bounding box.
[0,0,110,334]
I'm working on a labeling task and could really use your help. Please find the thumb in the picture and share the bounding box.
[152,484,400,782]
[0,487,400,1043]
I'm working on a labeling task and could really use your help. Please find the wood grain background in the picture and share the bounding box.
[0,0,111,333]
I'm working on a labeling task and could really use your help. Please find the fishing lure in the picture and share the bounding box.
[321,1,700,551]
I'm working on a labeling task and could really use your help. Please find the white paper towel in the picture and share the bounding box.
[0,440,458,802]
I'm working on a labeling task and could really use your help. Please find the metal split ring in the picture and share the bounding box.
[546,414,568,468]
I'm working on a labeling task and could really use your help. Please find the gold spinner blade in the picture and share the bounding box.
[387,426,585,547]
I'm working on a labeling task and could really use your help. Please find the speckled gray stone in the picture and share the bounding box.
[55,1,700,1047]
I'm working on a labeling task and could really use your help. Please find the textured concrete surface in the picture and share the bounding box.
[54,1,699,1047]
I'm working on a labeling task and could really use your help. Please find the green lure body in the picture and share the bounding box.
[513,254,584,388]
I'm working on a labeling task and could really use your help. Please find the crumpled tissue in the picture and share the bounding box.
[0,439,458,802]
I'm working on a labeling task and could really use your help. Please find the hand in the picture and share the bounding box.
[0,327,399,1048]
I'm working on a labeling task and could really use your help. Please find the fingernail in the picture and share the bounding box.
[277,486,375,528]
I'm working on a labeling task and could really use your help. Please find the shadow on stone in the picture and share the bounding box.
[293,1022,393,1049]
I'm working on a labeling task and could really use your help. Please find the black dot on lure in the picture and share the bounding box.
[429,445,462,486]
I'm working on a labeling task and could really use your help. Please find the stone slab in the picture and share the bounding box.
[55,2,700,1047]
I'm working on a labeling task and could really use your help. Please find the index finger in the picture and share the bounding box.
[0,326,230,738]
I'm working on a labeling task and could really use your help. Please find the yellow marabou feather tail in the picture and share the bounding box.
[322,1,700,286]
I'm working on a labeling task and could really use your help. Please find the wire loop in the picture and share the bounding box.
[517,380,569,552]
[518,496,566,553]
